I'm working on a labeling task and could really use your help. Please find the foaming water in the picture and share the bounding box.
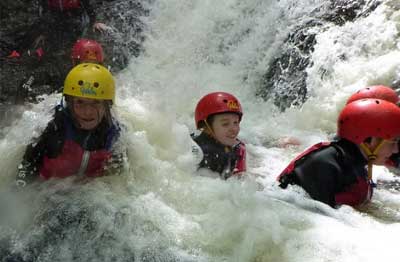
[1,0,400,261]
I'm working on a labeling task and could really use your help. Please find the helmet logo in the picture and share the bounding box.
[80,81,97,96]
[227,100,239,110]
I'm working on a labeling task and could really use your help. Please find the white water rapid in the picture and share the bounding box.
[1,0,400,261]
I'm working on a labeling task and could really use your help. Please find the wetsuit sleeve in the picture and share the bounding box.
[293,147,342,207]
[16,117,63,187]
[81,0,97,25]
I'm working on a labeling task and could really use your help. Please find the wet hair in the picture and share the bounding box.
[197,114,217,130]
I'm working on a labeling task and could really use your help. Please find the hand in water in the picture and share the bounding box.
[93,22,112,33]
[277,136,301,148]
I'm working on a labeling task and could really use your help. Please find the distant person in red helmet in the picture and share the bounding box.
[346,85,399,105]
[278,98,400,208]
[71,38,104,66]
[191,92,246,179]
[29,0,109,54]
[346,85,400,170]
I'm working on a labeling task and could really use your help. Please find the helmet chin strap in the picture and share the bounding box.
[204,119,215,137]
[359,139,386,181]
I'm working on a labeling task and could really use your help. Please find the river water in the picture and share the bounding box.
[1,0,400,261]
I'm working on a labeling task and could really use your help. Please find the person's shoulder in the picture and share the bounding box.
[192,131,213,146]
[191,139,204,165]
[293,143,342,173]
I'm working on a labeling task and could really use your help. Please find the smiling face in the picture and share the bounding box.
[71,97,106,130]
[367,137,399,165]
[209,113,241,147]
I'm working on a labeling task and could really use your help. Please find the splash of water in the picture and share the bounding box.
[2,0,400,261]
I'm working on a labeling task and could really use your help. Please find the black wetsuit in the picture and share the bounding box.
[279,139,372,208]
[192,132,244,179]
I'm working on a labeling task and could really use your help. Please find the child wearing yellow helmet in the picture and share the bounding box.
[16,63,123,187]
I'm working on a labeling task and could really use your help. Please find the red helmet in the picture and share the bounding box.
[71,39,104,65]
[338,99,400,144]
[195,92,243,128]
[346,85,399,105]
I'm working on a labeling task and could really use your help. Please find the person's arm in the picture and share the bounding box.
[16,126,51,187]
[16,115,63,187]
[81,0,109,32]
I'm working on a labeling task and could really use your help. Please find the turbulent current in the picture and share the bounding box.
[1,0,400,261]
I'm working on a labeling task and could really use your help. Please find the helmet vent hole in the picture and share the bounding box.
[94,82,99,88]
[95,66,100,69]
[78,80,84,86]
[223,99,228,103]
[83,64,88,67]
[375,100,380,104]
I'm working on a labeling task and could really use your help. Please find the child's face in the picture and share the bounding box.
[210,113,240,146]
[367,137,399,165]
[72,97,106,130]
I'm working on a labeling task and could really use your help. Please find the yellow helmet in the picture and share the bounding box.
[63,63,115,102]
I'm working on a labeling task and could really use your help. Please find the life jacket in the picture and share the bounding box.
[277,141,373,207]
[40,114,117,179]
[47,0,81,11]
[335,176,372,206]
[234,142,246,174]
[192,132,246,179]
[277,142,332,185]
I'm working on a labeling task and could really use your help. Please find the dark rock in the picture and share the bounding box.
[0,0,147,108]
[258,0,381,110]
[93,0,147,72]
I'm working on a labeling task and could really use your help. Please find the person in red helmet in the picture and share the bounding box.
[346,85,399,105]
[346,85,400,170]
[191,92,246,179]
[71,38,104,65]
[278,98,400,208]
[27,0,109,55]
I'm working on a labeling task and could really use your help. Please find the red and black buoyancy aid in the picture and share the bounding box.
[40,116,117,179]
[234,142,246,174]
[277,141,374,207]
[47,0,81,11]
[277,142,332,186]
[192,132,246,179]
